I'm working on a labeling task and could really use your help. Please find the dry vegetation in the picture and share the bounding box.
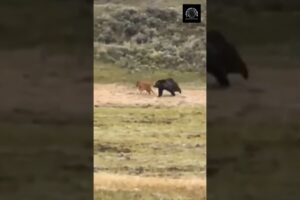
[94,2,206,73]
[94,173,205,195]
[94,173,206,200]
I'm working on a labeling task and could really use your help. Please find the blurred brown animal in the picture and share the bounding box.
[136,80,155,95]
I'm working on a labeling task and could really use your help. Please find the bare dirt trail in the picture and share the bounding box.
[94,84,206,107]
[94,172,206,194]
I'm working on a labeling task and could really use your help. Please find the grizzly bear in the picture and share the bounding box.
[207,30,249,87]
[153,78,181,97]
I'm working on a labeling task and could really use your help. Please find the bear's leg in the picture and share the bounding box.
[170,91,176,96]
[214,71,230,87]
[158,88,163,97]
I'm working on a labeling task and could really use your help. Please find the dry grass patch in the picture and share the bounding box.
[94,172,206,198]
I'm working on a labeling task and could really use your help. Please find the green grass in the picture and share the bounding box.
[94,106,206,178]
[94,62,206,86]
[95,189,204,200]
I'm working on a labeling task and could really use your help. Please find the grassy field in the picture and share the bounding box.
[94,106,206,200]
[94,106,206,178]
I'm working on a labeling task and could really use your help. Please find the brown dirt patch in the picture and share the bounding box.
[94,84,206,107]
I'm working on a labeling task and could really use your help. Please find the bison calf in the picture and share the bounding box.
[136,80,155,95]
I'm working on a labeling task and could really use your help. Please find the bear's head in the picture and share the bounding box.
[153,80,164,88]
